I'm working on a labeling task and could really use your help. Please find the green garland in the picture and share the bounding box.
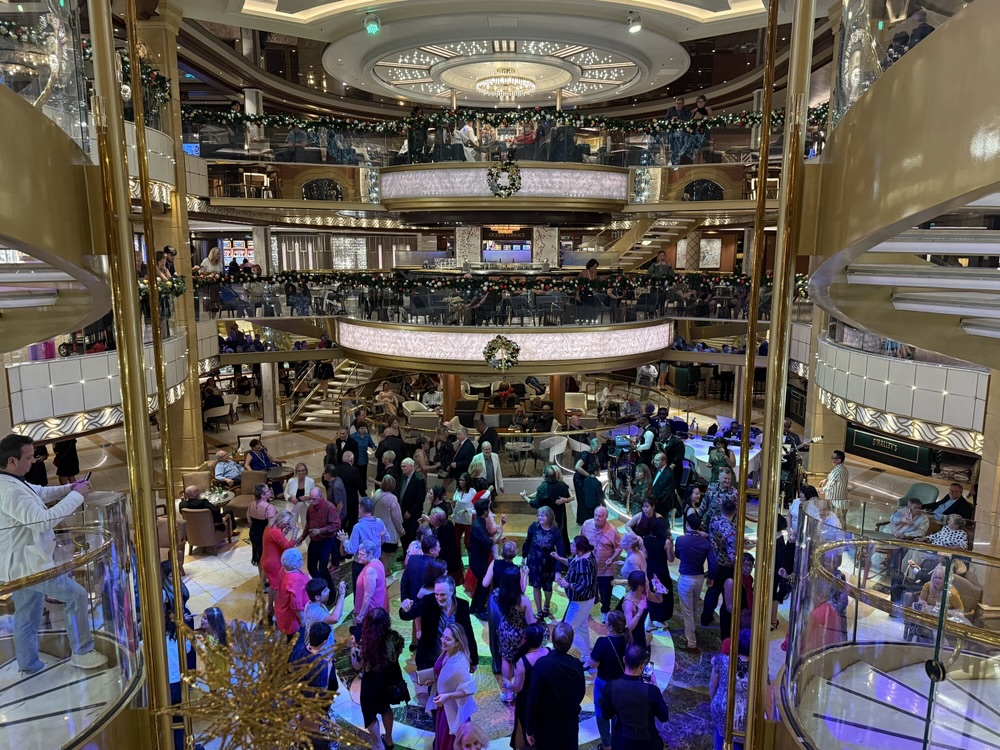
[139,275,187,299]
[79,40,171,104]
[483,335,520,371]
[486,160,522,198]
[180,102,830,137]
[191,268,809,299]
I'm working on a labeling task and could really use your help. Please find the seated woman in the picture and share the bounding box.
[905,514,970,570]
[917,565,964,613]
[374,381,400,419]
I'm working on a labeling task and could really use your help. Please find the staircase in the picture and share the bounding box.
[289,360,376,431]
[612,217,705,270]
[818,213,1000,370]
[796,655,1000,750]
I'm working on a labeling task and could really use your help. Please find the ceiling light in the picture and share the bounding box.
[626,11,642,33]
[476,67,536,103]
[364,12,381,35]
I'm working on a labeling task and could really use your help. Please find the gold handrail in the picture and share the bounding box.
[809,536,1000,649]
[0,526,113,597]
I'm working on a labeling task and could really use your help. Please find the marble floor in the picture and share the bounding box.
[23,396,970,750]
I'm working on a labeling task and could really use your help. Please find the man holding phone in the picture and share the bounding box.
[0,434,108,673]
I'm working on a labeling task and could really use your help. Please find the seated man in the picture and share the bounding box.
[619,393,641,423]
[275,124,309,162]
[872,498,929,578]
[214,449,244,488]
[923,482,975,522]
[179,485,235,542]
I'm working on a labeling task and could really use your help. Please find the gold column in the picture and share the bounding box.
[87,0,171,747]
[549,375,566,423]
[744,2,818,750]
[138,2,205,476]
[442,374,460,421]
[727,0,780,746]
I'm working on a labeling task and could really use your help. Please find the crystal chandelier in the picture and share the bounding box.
[475,67,536,102]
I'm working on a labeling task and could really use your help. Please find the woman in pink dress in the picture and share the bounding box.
[275,547,309,639]
[261,510,298,617]
[424,624,478,750]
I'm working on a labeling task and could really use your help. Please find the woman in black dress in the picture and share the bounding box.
[642,517,675,629]
[507,623,549,750]
[484,541,521,679]
[573,439,602,526]
[468,498,500,617]
[351,607,404,750]
[53,439,80,484]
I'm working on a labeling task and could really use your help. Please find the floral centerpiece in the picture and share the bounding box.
[495,380,516,408]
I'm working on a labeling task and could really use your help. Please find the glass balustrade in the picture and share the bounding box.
[0,2,90,153]
[832,0,974,126]
[783,508,1000,750]
[0,491,143,748]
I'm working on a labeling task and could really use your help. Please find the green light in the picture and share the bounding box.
[364,13,380,35]
[877,20,885,30]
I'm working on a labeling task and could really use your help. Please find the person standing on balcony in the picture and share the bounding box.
[820,450,850,524]
[664,97,691,166]
[909,9,935,46]
[0,434,107,673]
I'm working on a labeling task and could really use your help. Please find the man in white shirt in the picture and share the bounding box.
[0,434,107,674]
[422,383,443,410]
[459,119,480,162]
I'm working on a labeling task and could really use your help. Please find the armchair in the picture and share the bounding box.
[230,469,267,519]
[180,508,229,554]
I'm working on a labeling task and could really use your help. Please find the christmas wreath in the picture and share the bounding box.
[483,335,520,371]
[486,160,522,198]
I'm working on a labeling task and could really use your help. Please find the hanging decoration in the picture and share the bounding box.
[483,335,521,371]
[180,102,831,137]
[138,275,187,299]
[79,39,171,104]
[189,268,809,300]
[0,19,48,46]
[486,160,522,198]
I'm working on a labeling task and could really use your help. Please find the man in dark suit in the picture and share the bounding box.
[336,451,367,532]
[398,458,426,546]
[374,427,405,482]
[650,452,676,518]
[400,532,440,601]
[526,622,585,749]
[179,485,234,542]
[399,574,477,670]
[475,417,500,457]
[324,427,349,468]
[449,426,475,480]
[531,404,555,433]
[923,482,976,522]
[426,508,463,584]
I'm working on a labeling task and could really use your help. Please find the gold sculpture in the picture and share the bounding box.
[157,590,343,750]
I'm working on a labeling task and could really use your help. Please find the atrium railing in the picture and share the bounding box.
[782,510,1000,750]
[0,491,142,746]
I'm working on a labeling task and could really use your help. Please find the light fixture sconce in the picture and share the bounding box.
[364,12,381,35]
[626,11,642,33]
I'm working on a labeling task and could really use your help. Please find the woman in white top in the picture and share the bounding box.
[452,473,477,550]
[372,475,404,569]
[198,247,225,274]
[283,463,315,534]
[424,624,478,748]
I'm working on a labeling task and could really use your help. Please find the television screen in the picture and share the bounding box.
[181,142,200,157]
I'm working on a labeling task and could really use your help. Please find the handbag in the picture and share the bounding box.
[386,661,409,705]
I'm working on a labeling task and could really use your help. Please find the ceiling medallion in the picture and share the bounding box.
[475,67,536,103]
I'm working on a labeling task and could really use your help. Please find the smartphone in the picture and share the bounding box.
[83,471,92,482]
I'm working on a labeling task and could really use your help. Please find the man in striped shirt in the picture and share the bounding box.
[556,535,598,661]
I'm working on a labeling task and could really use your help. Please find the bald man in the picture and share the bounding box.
[179,484,235,542]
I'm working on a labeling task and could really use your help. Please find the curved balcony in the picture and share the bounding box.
[782,510,1000,750]
[0,491,143,750]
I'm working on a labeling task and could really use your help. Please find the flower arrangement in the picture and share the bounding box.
[486,160,522,198]
[495,381,516,407]
[483,335,520,372]
[138,275,187,299]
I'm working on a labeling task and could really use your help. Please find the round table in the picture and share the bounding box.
[267,466,294,482]
[207,490,235,508]
[504,441,533,477]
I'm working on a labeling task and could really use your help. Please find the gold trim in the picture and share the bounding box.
[380,161,628,174]
[207,198,385,212]
[625,199,780,214]
[380,197,625,212]
[336,348,663,375]
[0,528,112,596]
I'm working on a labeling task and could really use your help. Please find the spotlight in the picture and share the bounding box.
[364,12,381,35]
[626,11,642,33]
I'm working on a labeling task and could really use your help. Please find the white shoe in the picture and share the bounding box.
[601,613,607,624]
[70,651,108,670]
